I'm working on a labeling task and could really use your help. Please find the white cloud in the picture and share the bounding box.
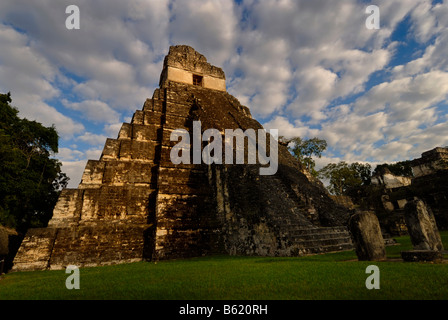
[62,99,120,124]
[354,71,448,123]
[170,0,238,66]
[77,132,108,145]
[84,147,103,160]
[1,0,447,184]
[57,148,85,162]
[410,1,440,43]
[263,116,317,139]
[0,24,85,138]
[104,122,124,137]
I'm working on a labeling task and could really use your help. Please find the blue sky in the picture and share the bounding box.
[0,0,447,187]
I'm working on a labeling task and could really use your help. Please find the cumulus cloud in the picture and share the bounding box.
[0,26,85,138]
[0,0,169,111]
[57,148,85,162]
[77,132,108,145]
[355,71,448,123]
[62,99,120,124]
[1,0,447,184]
[263,116,319,140]
[170,0,238,66]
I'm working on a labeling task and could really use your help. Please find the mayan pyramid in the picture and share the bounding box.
[12,45,353,271]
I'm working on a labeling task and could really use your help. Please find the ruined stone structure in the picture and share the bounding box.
[404,199,443,252]
[12,45,353,271]
[349,210,386,261]
[371,147,448,235]
[401,198,444,262]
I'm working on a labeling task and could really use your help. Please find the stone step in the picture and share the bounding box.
[302,242,354,254]
[279,225,354,254]
[288,231,352,241]
[290,236,352,247]
[278,226,350,236]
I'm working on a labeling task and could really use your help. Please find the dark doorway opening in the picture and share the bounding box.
[193,74,203,87]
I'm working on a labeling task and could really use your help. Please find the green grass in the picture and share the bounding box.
[1,232,448,300]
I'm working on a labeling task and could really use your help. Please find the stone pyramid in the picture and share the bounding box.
[12,45,352,271]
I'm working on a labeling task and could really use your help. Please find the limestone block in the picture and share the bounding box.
[132,124,160,141]
[411,147,448,177]
[48,189,83,227]
[131,140,159,161]
[101,139,120,160]
[152,88,162,100]
[119,140,158,161]
[12,228,57,271]
[372,173,412,188]
[143,111,163,126]
[164,114,191,130]
[158,167,207,186]
[81,186,153,221]
[404,199,443,251]
[165,101,192,116]
[159,145,196,169]
[102,161,157,186]
[349,211,386,261]
[203,74,226,91]
[153,99,164,112]
[142,98,153,111]
[382,173,412,188]
[118,123,132,140]
[48,224,150,269]
[161,128,179,147]
[79,160,105,187]
[131,110,144,124]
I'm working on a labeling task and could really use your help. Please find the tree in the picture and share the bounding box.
[373,160,413,177]
[0,92,68,232]
[280,136,327,176]
[318,161,372,196]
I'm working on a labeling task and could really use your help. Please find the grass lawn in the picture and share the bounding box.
[1,232,448,300]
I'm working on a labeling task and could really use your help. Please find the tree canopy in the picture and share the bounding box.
[281,136,327,176]
[373,160,414,177]
[318,161,372,196]
[0,92,68,232]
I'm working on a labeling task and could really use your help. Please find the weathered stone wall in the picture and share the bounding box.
[371,172,412,189]
[410,171,448,229]
[364,148,448,235]
[411,147,448,178]
[159,45,226,91]
[163,66,226,92]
